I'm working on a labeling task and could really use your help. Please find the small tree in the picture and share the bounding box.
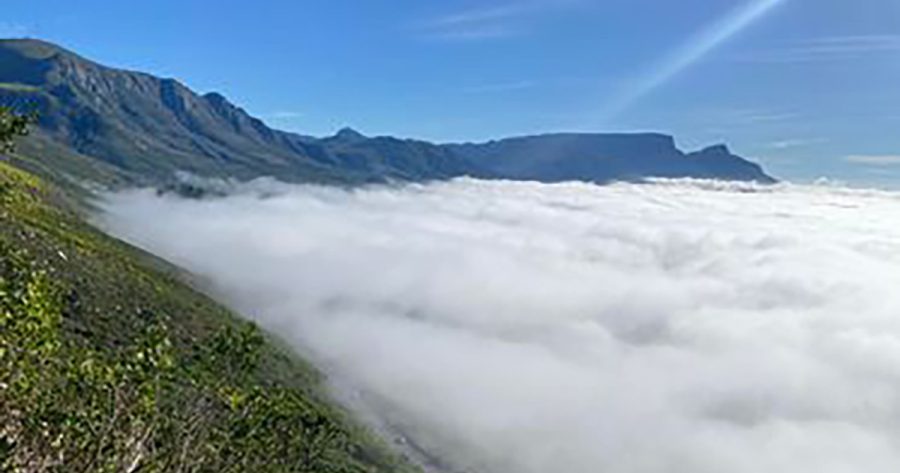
[0,106,35,153]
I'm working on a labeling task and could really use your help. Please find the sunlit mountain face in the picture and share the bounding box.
[101,178,900,473]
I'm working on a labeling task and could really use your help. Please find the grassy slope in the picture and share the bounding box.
[0,158,418,472]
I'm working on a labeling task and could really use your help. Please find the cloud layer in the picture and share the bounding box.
[846,155,900,166]
[99,178,900,473]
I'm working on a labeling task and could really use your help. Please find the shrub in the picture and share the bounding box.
[0,242,361,472]
[0,107,35,154]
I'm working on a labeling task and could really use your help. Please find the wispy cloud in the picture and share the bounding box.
[429,25,519,42]
[429,5,529,28]
[741,111,800,123]
[846,154,900,166]
[414,1,577,42]
[768,138,828,150]
[705,107,801,126]
[737,34,900,63]
[262,111,304,120]
[462,80,538,94]
[415,4,530,41]
[0,22,32,38]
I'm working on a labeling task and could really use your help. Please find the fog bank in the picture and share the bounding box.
[99,178,900,473]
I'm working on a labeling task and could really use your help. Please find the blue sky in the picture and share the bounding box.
[3,0,900,184]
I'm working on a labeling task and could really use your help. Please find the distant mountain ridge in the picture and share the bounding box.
[448,134,773,183]
[0,38,775,186]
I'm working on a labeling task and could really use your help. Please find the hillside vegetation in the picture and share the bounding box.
[0,113,417,471]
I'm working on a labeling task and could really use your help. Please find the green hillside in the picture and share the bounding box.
[0,151,417,471]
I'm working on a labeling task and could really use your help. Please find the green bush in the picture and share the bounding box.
[0,242,369,472]
[0,107,35,154]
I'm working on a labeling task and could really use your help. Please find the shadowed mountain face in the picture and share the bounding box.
[448,135,775,183]
[0,38,775,186]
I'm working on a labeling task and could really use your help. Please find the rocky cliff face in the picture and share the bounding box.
[0,39,347,183]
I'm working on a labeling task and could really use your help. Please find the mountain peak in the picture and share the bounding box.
[685,144,775,183]
[0,38,79,61]
[202,91,229,104]
[333,127,366,141]
[699,144,732,155]
[202,91,240,112]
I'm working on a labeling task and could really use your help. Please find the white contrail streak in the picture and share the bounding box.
[600,0,786,120]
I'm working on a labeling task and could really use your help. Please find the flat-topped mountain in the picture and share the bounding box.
[448,133,774,183]
[0,38,775,186]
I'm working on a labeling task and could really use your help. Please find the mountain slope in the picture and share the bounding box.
[0,38,352,184]
[0,38,775,187]
[318,128,490,181]
[0,159,420,472]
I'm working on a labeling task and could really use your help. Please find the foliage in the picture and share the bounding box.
[0,241,372,472]
[0,161,417,472]
[0,107,35,154]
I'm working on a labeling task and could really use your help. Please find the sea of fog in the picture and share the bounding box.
[99,178,900,473]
